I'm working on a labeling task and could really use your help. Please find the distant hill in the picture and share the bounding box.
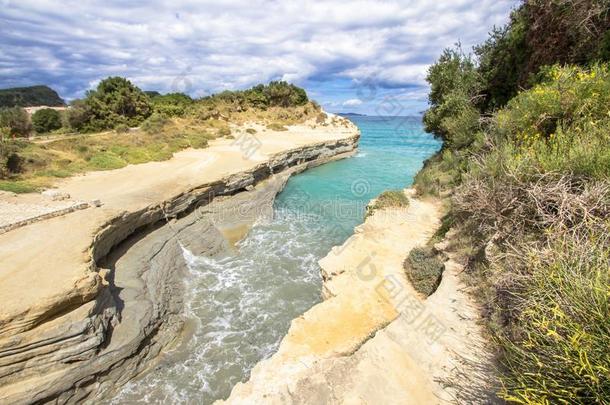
[339,112,366,116]
[0,85,65,108]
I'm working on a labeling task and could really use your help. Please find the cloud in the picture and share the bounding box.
[0,0,519,112]
[343,98,363,107]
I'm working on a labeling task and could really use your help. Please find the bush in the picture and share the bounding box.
[404,247,444,296]
[31,108,62,133]
[0,138,21,178]
[70,77,152,132]
[316,112,327,124]
[150,92,193,117]
[218,127,231,137]
[141,113,169,134]
[246,128,256,134]
[114,123,129,134]
[366,190,410,217]
[198,81,309,112]
[266,123,288,131]
[0,107,31,137]
[423,46,482,147]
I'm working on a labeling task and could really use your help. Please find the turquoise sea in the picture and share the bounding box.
[113,116,442,404]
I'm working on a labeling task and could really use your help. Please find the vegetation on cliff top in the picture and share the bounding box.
[417,0,610,403]
[0,78,320,192]
[365,189,410,218]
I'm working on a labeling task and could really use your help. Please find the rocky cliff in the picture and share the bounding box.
[221,191,495,404]
[0,124,359,404]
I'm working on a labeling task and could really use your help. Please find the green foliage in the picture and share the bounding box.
[423,46,482,147]
[366,190,410,217]
[414,148,464,196]
[150,92,193,117]
[0,85,64,108]
[68,77,152,132]
[476,0,610,110]
[498,227,610,404]
[31,108,62,133]
[404,247,444,296]
[497,64,610,139]
[266,123,288,131]
[492,64,610,180]
[141,113,169,134]
[475,8,528,110]
[114,123,129,134]
[199,81,308,112]
[419,3,610,401]
[0,107,31,137]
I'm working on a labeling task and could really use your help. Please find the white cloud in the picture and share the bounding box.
[0,0,519,103]
[343,98,363,107]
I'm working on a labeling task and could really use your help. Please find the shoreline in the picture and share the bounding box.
[221,191,494,404]
[0,116,360,403]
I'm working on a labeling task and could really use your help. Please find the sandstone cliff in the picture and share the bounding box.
[0,118,359,404]
[221,191,496,404]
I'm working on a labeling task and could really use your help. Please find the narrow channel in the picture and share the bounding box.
[113,116,441,404]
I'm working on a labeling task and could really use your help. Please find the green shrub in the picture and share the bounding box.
[0,107,31,137]
[496,64,610,141]
[266,123,288,131]
[246,128,257,134]
[423,46,482,147]
[141,113,169,134]
[114,123,129,134]
[198,81,308,112]
[404,247,444,296]
[366,190,410,217]
[31,108,62,133]
[69,76,152,132]
[218,127,231,137]
[150,92,193,117]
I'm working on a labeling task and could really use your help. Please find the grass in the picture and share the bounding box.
[365,189,410,217]
[0,103,322,193]
[0,118,216,192]
[497,226,610,404]
[266,123,288,131]
[0,180,38,193]
[404,246,445,296]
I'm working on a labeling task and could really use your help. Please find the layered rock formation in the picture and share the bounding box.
[0,119,359,404]
[222,191,495,404]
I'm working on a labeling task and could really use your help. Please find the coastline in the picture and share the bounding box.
[0,116,360,403]
[221,191,494,404]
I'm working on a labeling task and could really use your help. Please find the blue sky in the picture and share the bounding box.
[0,0,518,115]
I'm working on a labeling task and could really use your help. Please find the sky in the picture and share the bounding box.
[0,0,519,115]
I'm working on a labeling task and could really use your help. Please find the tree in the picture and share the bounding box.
[423,46,482,147]
[150,92,193,117]
[31,108,62,133]
[69,77,152,132]
[0,107,31,137]
[263,81,308,107]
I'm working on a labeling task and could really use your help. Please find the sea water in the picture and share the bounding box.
[113,116,441,404]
